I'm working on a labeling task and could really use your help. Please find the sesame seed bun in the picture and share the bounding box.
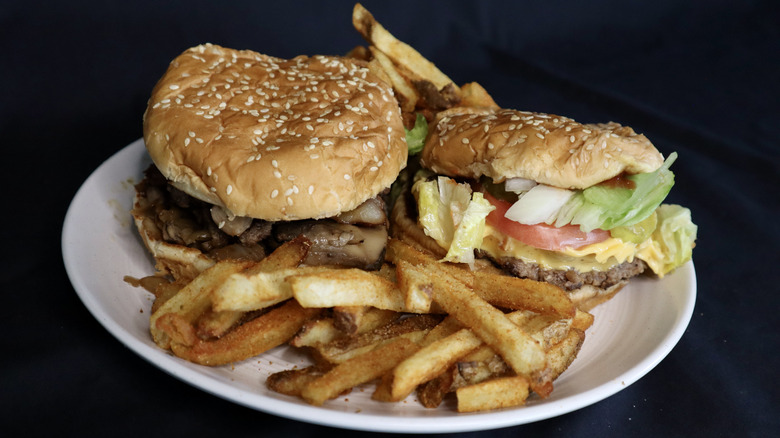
[143,43,407,221]
[421,107,663,189]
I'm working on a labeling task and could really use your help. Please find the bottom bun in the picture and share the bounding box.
[390,194,626,311]
[132,203,215,282]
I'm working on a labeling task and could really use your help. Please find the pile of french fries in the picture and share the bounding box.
[144,235,592,412]
[348,3,499,122]
[137,4,594,413]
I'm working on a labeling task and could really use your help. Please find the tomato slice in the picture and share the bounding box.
[483,192,610,251]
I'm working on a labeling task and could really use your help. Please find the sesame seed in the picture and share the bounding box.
[226,185,233,195]
[271,189,279,198]
[344,174,351,180]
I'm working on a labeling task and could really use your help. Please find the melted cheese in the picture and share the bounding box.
[480,224,666,275]
[480,225,636,272]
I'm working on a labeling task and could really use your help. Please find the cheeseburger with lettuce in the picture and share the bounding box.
[393,106,697,310]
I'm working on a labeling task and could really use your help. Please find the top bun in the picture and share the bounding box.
[143,44,407,221]
[421,107,663,189]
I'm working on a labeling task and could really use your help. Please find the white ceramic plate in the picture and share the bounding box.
[62,139,697,433]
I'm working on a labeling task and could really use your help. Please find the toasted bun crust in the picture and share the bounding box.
[421,107,663,189]
[143,44,407,221]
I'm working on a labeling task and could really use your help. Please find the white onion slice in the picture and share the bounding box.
[504,177,537,193]
[504,184,574,224]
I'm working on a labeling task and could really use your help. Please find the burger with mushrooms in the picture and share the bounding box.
[392,106,697,310]
[133,43,407,281]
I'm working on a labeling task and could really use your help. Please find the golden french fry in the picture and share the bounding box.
[194,308,246,339]
[209,236,314,312]
[384,328,484,402]
[301,337,421,406]
[547,328,586,381]
[427,268,547,377]
[390,239,574,317]
[289,317,340,348]
[353,3,458,94]
[572,308,595,331]
[212,266,334,312]
[150,260,254,349]
[344,44,370,61]
[456,375,530,413]
[459,82,499,109]
[155,312,199,346]
[473,271,576,318]
[506,310,573,350]
[368,47,418,112]
[333,306,399,335]
[170,299,320,366]
[394,259,436,313]
[315,314,440,364]
[289,268,407,311]
[416,367,457,408]
[267,363,332,397]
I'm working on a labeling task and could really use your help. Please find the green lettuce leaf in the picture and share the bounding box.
[648,204,698,275]
[413,176,495,266]
[552,152,678,232]
[405,113,428,155]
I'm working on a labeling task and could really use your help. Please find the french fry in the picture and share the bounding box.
[353,3,459,95]
[473,271,575,318]
[267,363,332,397]
[547,328,586,381]
[456,375,530,413]
[289,268,407,311]
[454,354,512,387]
[573,308,595,331]
[210,237,315,312]
[459,82,500,109]
[289,317,341,348]
[390,239,574,317]
[314,314,440,364]
[394,259,437,313]
[417,367,457,408]
[150,260,254,349]
[368,47,418,112]
[170,299,320,366]
[290,308,401,348]
[427,268,547,378]
[333,306,399,335]
[382,327,484,402]
[301,337,421,406]
[212,266,333,312]
[194,308,247,339]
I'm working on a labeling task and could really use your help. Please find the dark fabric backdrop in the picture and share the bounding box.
[2,1,778,436]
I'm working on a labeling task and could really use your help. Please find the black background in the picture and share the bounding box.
[3,1,779,436]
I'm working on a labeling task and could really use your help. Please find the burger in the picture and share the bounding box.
[132,44,407,281]
[392,106,697,310]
